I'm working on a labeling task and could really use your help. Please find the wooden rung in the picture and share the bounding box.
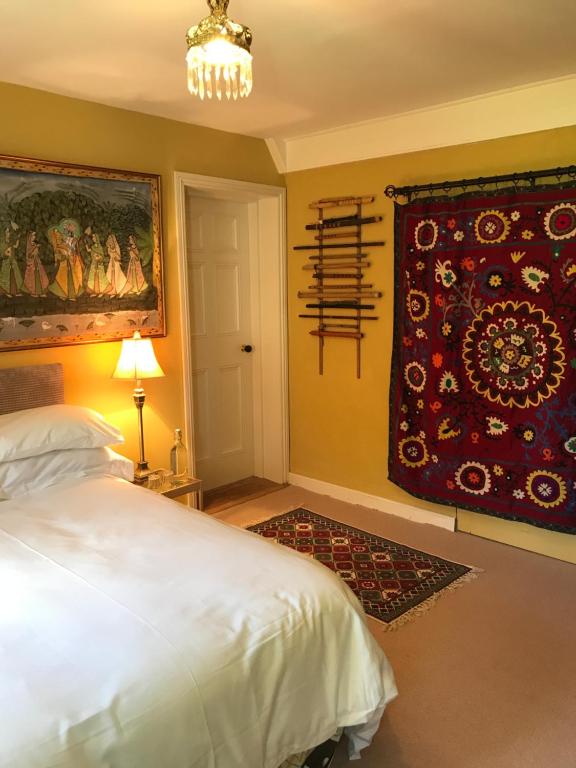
[315,231,363,240]
[308,284,373,289]
[303,263,369,270]
[310,329,364,339]
[318,323,359,329]
[312,274,365,280]
[294,241,384,250]
[305,215,382,231]
[309,196,374,209]
[306,303,375,309]
[299,314,379,320]
[308,253,368,260]
[298,291,382,299]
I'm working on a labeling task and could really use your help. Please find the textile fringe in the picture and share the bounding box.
[380,566,482,632]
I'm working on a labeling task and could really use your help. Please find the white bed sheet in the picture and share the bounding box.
[0,476,397,768]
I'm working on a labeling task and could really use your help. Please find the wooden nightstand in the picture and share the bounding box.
[143,473,203,510]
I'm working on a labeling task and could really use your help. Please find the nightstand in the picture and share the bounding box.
[143,473,203,510]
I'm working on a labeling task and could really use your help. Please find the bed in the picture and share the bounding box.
[0,364,397,768]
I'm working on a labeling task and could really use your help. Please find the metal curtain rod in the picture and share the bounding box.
[384,164,576,200]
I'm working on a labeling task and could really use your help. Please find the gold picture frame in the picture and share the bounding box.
[0,153,165,351]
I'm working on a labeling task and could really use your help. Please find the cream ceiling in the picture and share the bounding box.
[1,0,575,142]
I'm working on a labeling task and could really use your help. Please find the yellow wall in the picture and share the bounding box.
[286,124,576,564]
[0,81,282,469]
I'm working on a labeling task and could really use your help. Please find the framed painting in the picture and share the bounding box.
[0,154,165,350]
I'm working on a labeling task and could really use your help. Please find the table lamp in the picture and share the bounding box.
[112,331,165,483]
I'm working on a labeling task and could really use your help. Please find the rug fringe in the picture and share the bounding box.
[381,566,482,632]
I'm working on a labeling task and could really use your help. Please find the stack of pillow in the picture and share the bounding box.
[0,405,134,500]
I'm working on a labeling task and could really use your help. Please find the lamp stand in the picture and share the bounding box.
[133,386,153,484]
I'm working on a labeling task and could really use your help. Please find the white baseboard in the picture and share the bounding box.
[288,472,455,532]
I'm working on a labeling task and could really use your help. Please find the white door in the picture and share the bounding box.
[185,192,255,490]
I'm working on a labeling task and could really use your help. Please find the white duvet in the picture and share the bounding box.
[0,476,397,768]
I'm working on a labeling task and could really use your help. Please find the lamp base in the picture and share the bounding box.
[133,462,154,485]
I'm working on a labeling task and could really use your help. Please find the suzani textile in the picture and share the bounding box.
[389,185,576,534]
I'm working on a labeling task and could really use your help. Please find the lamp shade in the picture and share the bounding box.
[186,0,253,100]
[112,331,165,381]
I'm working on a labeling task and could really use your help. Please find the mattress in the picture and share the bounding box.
[0,476,397,767]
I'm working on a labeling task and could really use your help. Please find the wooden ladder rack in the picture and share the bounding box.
[296,195,384,378]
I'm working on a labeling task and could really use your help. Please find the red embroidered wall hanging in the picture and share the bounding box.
[389,185,576,534]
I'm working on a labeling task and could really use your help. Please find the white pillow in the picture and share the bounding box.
[0,447,134,499]
[0,404,124,463]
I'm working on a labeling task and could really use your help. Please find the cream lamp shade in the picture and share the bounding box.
[112,331,164,383]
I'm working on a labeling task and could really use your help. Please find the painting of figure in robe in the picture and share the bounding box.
[23,231,49,297]
[85,232,112,297]
[48,219,85,300]
[0,153,164,351]
[121,235,148,295]
[0,222,24,297]
[106,234,127,296]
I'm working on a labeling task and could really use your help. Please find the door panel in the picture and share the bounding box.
[218,365,243,454]
[191,368,210,461]
[185,193,254,490]
[215,264,240,334]
[189,262,207,336]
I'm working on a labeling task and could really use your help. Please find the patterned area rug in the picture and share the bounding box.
[248,508,478,628]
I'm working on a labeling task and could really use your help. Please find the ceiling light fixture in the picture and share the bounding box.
[186,0,253,100]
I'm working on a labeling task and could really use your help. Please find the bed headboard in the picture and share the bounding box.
[0,363,64,415]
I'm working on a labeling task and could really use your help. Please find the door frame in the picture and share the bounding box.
[174,172,288,485]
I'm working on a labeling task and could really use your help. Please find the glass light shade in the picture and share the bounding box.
[186,42,252,100]
[112,331,165,382]
[186,0,253,101]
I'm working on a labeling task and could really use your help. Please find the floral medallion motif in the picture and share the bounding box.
[474,210,510,244]
[525,470,567,509]
[414,219,438,251]
[404,360,427,392]
[462,300,566,408]
[455,461,492,495]
[544,203,576,241]
[398,435,429,468]
[391,187,576,534]
[406,289,430,323]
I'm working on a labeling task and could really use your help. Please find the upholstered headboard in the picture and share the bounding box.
[0,363,64,415]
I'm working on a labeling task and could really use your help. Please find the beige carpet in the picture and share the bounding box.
[216,486,576,768]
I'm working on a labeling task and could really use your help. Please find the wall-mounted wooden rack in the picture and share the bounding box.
[296,195,384,378]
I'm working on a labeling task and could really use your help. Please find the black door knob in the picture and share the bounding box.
[241,344,253,353]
